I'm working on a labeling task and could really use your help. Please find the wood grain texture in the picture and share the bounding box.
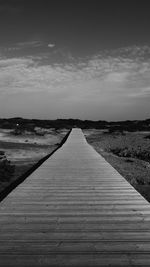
[0,128,150,266]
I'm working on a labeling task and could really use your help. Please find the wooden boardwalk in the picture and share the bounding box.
[0,128,150,266]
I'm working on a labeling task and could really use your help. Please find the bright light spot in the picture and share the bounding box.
[48,43,55,48]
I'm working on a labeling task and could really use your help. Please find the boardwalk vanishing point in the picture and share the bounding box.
[1,128,150,266]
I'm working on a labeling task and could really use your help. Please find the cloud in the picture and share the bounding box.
[3,41,44,52]
[16,41,43,48]
[0,45,150,119]
[1,46,150,96]
[129,87,150,98]
[48,43,55,48]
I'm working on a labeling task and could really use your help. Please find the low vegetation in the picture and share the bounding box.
[85,129,150,202]
[1,116,150,202]
[99,131,150,162]
[0,117,150,130]
[0,127,66,195]
[0,151,15,182]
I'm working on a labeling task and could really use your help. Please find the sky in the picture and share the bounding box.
[0,0,150,121]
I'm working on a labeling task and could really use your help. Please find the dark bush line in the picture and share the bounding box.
[0,151,15,182]
[0,129,71,203]
[1,117,150,130]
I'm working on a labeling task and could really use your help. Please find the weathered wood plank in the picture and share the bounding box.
[0,128,150,266]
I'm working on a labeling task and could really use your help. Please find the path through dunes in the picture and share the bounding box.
[1,128,150,266]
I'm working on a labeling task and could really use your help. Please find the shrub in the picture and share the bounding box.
[110,147,132,157]
[0,151,15,182]
[110,146,150,162]
[144,135,150,139]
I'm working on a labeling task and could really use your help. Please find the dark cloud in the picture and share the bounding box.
[0,0,150,55]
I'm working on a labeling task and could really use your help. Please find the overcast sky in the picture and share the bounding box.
[0,0,150,120]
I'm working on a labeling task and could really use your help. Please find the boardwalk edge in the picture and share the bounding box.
[0,129,72,203]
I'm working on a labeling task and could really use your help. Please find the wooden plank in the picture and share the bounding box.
[1,230,150,241]
[0,128,150,266]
